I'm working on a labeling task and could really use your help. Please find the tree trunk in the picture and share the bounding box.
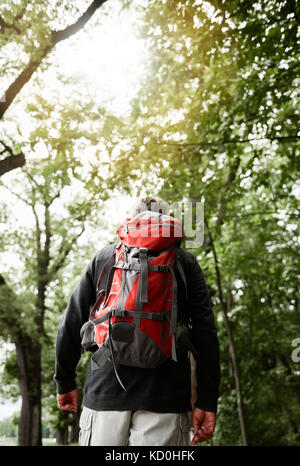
[69,412,80,445]
[205,217,248,446]
[224,292,248,446]
[15,337,42,446]
[55,410,71,445]
[56,426,69,445]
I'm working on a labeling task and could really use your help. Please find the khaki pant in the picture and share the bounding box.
[79,407,192,446]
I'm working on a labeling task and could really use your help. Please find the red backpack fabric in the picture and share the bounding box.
[80,211,186,390]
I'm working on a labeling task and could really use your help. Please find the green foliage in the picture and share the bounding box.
[100,0,300,446]
[0,416,18,438]
[0,80,116,441]
[0,0,86,62]
[0,0,299,446]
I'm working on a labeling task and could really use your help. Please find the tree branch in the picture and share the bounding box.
[49,225,86,276]
[157,135,300,148]
[0,141,25,177]
[50,0,107,44]
[0,0,108,119]
[0,1,29,34]
[0,15,21,34]
[228,210,300,218]
[0,180,33,207]
[216,156,241,230]
[23,168,40,189]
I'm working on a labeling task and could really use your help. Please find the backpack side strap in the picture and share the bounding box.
[175,250,187,298]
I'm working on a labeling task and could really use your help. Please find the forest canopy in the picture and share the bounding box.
[0,0,299,446]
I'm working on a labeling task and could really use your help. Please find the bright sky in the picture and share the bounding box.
[0,399,21,421]
[54,0,148,117]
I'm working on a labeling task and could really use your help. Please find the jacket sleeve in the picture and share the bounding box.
[54,258,96,394]
[186,254,221,413]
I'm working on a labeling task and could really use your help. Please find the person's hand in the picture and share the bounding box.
[57,388,78,413]
[191,407,216,445]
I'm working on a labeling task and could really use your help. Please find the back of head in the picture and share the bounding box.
[120,195,182,250]
[131,196,168,217]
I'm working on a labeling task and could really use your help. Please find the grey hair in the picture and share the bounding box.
[131,195,168,217]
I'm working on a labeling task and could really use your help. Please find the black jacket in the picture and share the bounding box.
[54,243,220,413]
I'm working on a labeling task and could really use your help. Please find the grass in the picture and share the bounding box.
[0,437,16,446]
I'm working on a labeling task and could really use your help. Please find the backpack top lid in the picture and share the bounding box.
[116,210,183,251]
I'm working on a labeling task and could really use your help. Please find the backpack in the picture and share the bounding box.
[80,211,187,390]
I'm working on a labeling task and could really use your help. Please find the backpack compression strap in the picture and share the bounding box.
[138,248,148,303]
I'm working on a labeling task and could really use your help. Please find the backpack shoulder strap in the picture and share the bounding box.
[96,240,120,292]
[174,247,187,299]
[88,241,120,322]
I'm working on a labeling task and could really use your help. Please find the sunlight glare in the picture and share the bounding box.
[55,1,147,117]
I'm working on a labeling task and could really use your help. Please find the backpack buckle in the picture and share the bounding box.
[139,248,148,254]
[97,288,105,298]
